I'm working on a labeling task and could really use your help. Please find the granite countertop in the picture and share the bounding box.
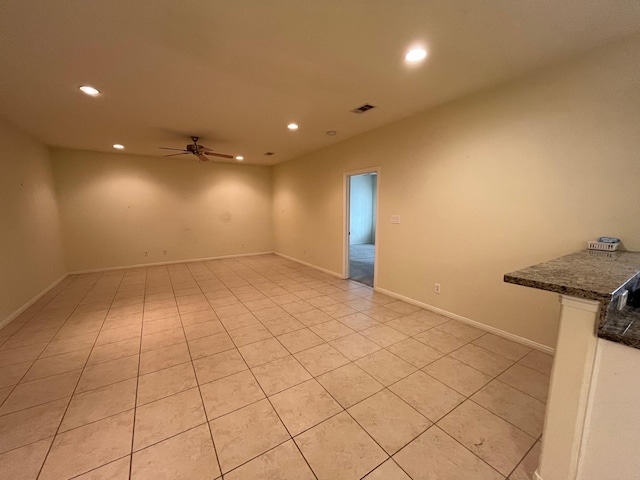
[599,305,640,349]
[504,250,640,349]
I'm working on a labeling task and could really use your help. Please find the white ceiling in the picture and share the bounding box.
[1,1,639,165]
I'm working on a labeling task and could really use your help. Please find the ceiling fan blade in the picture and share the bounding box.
[163,153,190,157]
[203,151,234,159]
[196,153,210,162]
[159,147,189,152]
[199,145,214,152]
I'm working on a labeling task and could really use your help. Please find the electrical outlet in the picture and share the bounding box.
[434,283,441,294]
[144,250,149,256]
[163,249,167,255]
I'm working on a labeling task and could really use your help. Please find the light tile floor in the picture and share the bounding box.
[0,254,552,479]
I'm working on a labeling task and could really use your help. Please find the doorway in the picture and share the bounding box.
[345,171,378,287]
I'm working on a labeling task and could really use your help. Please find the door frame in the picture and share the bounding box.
[343,166,381,287]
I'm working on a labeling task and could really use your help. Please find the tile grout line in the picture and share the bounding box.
[226,287,402,480]
[0,277,77,351]
[127,267,148,480]
[0,309,398,418]
[0,276,96,411]
[196,261,313,478]
[169,263,225,479]
[222,258,546,476]
[506,436,540,479]
[0,256,550,479]
[463,397,540,441]
[158,261,538,477]
[196,260,321,480]
[35,270,127,479]
[223,292,536,478]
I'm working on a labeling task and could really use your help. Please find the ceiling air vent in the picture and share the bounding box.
[264,152,275,156]
[351,104,376,114]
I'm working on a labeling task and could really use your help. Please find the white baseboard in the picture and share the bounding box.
[374,286,555,355]
[68,251,275,275]
[273,252,343,279]
[0,273,68,331]
[271,252,554,355]
[13,251,554,356]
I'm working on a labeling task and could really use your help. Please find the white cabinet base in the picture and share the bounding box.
[537,295,600,480]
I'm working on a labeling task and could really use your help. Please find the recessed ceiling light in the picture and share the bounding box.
[235,156,244,161]
[79,85,100,96]
[287,123,299,131]
[326,131,337,136]
[405,47,427,63]
[112,144,125,150]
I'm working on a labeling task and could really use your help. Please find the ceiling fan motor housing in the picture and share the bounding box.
[186,144,197,153]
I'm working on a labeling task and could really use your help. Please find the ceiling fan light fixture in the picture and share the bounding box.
[112,144,125,150]
[78,85,100,96]
[287,123,299,131]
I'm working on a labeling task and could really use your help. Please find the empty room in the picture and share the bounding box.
[1,2,639,480]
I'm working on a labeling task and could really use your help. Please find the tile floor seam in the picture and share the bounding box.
[177,265,234,478]
[347,383,434,424]
[505,437,540,479]
[0,257,549,480]
[291,407,392,478]
[130,420,209,454]
[221,436,303,479]
[138,356,194,378]
[6,358,89,388]
[491,377,550,405]
[434,401,535,477]
[134,378,199,409]
[346,394,432,456]
[0,297,91,410]
[465,340,530,363]
[0,434,55,457]
[35,270,126,480]
[66,454,131,479]
[199,278,320,479]
[270,353,402,476]
[427,349,507,378]
[126,269,147,480]
[495,366,550,402]
[395,424,507,480]
[378,458,416,480]
[0,283,74,347]
[393,371,466,424]
[0,384,78,418]
[464,397,539,441]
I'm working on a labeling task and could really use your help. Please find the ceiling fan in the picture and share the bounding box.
[159,136,234,162]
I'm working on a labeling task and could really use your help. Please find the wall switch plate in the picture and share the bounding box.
[391,215,400,224]
[434,283,441,294]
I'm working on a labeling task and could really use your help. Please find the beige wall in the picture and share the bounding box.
[273,35,640,348]
[52,149,274,272]
[0,118,66,324]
